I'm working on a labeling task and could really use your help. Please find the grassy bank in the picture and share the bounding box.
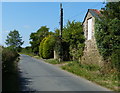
[20,52,35,57]
[61,61,119,92]
[44,58,74,65]
[44,59,60,64]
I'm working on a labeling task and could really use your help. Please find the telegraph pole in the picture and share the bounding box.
[59,3,63,62]
[60,3,63,37]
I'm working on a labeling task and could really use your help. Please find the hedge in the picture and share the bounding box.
[39,35,55,59]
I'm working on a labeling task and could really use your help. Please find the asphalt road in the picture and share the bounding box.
[18,54,111,91]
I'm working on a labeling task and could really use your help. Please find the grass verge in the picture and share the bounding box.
[61,61,119,92]
[19,52,35,57]
[44,58,60,64]
[44,59,73,65]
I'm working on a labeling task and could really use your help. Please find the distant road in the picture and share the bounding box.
[18,54,111,91]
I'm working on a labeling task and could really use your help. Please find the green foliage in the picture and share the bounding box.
[30,26,49,55]
[2,47,19,91]
[95,2,120,71]
[45,59,60,64]
[101,2,120,20]
[63,21,84,44]
[62,41,70,60]
[39,35,55,59]
[5,30,24,52]
[53,21,85,61]
[43,35,56,59]
[62,21,85,61]
[111,49,120,72]
[54,36,63,60]
[30,21,85,61]
[39,37,47,58]
[61,61,119,91]
[20,46,34,56]
[54,28,60,36]
[2,47,19,74]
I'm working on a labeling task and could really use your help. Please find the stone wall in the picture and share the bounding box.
[81,11,103,67]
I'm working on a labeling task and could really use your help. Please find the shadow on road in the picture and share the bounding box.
[18,70,36,91]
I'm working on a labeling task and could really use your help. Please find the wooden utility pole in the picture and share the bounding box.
[60,3,63,37]
[59,3,63,62]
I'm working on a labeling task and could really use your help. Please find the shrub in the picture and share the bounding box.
[62,21,85,61]
[21,46,34,56]
[95,18,120,71]
[2,47,19,91]
[43,35,55,59]
[39,35,55,59]
[111,49,120,71]
[2,47,19,74]
[39,37,47,57]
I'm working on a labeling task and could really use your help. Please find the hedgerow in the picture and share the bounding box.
[2,47,19,74]
[39,35,55,59]
[39,37,47,57]
[62,21,85,61]
[95,17,120,72]
[2,47,19,91]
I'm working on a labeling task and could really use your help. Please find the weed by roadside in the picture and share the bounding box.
[45,59,60,64]
[61,61,119,92]
[19,52,35,57]
[45,59,74,65]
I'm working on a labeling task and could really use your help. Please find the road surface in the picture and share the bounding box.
[18,54,111,91]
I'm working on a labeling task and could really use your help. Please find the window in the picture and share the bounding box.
[87,18,92,40]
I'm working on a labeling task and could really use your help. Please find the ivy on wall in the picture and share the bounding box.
[95,18,120,71]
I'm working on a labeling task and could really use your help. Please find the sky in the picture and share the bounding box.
[1,2,106,47]
[0,2,2,46]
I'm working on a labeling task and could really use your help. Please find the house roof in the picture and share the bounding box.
[82,9,102,25]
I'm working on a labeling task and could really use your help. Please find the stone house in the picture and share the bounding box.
[81,9,103,66]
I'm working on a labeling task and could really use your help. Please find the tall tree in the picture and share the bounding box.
[5,30,24,52]
[62,21,85,61]
[101,2,120,20]
[30,26,49,55]
[95,1,120,71]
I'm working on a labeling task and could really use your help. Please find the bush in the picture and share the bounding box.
[62,21,85,61]
[111,49,120,71]
[39,37,47,57]
[2,47,19,91]
[2,47,19,74]
[0,46,2,61]
[39,35,55,59]
[21,46,34,56]
[95,18,120,71]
